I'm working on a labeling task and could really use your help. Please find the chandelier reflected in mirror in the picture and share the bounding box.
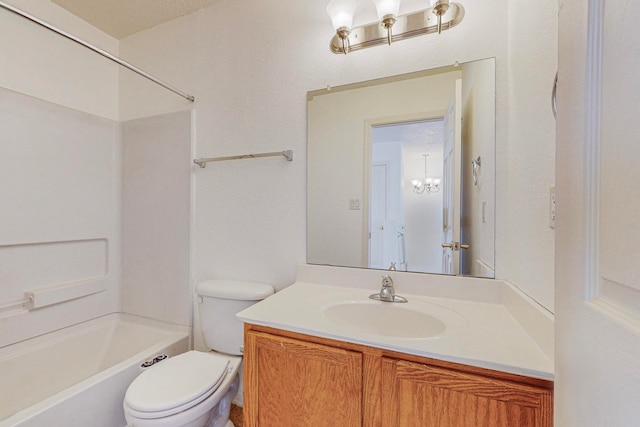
[411,154,440,194]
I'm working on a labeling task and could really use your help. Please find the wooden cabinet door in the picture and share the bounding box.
[381,358,552,427]
[244,330,363,427]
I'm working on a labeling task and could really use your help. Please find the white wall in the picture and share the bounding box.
[0,0,556,330]
[118,0,556,311]
[121,111,193,326]
[0,0,119,120]
[503,0,557,311]
[119,0,505,291]
[461,59,496,277]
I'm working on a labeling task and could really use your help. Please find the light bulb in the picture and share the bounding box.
[430,0,450,7]
[372,0,401,21]
[372,0,401,44]
[326,0,356,31]
[327,0,356,54]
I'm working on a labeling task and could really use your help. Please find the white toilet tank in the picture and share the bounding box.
[196,279,274,355]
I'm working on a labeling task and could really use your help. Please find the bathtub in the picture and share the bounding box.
[0,313,190,427]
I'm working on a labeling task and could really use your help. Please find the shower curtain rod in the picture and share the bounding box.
[0,1,195,102]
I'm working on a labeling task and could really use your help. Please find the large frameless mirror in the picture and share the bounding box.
[307,58,495,278]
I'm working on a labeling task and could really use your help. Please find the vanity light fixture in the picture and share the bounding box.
[431,0,451,34]
[411,154,441,194]
[372,0,402,45]
[328,0,464,54]
[326,0,357,55]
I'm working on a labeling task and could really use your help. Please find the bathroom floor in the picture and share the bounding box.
[230,404,243,427]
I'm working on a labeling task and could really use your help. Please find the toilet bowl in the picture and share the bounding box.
[123,280,274,427]
[124,351,241,427]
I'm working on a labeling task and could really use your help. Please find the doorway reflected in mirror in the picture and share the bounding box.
[369,120,445,274]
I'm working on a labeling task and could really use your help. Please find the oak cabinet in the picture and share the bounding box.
[244,330,362,427]
[381,357,552,427]
[244,325,553,427]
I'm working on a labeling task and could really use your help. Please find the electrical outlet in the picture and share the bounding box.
[549,186,556,229]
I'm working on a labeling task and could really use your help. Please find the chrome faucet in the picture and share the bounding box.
[379,275,395,301]
[369,274,408,303]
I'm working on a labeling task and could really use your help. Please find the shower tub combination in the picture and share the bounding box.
[0,313,189,427]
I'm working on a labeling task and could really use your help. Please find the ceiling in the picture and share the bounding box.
[372,120,444,150]
[51,0,224,39]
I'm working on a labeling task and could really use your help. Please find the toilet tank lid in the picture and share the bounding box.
[196,279,274,300]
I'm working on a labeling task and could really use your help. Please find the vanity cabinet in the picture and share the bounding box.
[243,330,363,426]
[381,357,552,426]
[244,325,553,427]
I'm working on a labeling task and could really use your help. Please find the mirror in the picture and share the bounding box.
[307,58,495,278]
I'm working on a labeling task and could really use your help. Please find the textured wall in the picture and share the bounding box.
[0,0,119,120]
[118,0,556,311]
[121,111,193,326]
[504,0,557,310]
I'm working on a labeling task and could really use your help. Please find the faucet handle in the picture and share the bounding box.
[381,274,393,287]
[370,274,407,303]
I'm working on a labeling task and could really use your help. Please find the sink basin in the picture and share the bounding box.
[323,301,447,339]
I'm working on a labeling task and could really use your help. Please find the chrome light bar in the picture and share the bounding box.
[329,3,464,55]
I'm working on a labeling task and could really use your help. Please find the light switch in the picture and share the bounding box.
[349,198,361,210]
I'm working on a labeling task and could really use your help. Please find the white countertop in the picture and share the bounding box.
[237,281,554,381]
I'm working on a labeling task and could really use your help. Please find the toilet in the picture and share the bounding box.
[123,280,274,427]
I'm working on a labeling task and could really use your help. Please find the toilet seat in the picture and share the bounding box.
[124,351,230,419]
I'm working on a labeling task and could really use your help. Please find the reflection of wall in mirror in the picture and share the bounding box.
[460,59,496,278]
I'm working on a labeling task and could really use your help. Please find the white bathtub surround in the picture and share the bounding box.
[238,264,553,380]
[121,110,193,326]
[0,87,122,348]
[0,313,189,427]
